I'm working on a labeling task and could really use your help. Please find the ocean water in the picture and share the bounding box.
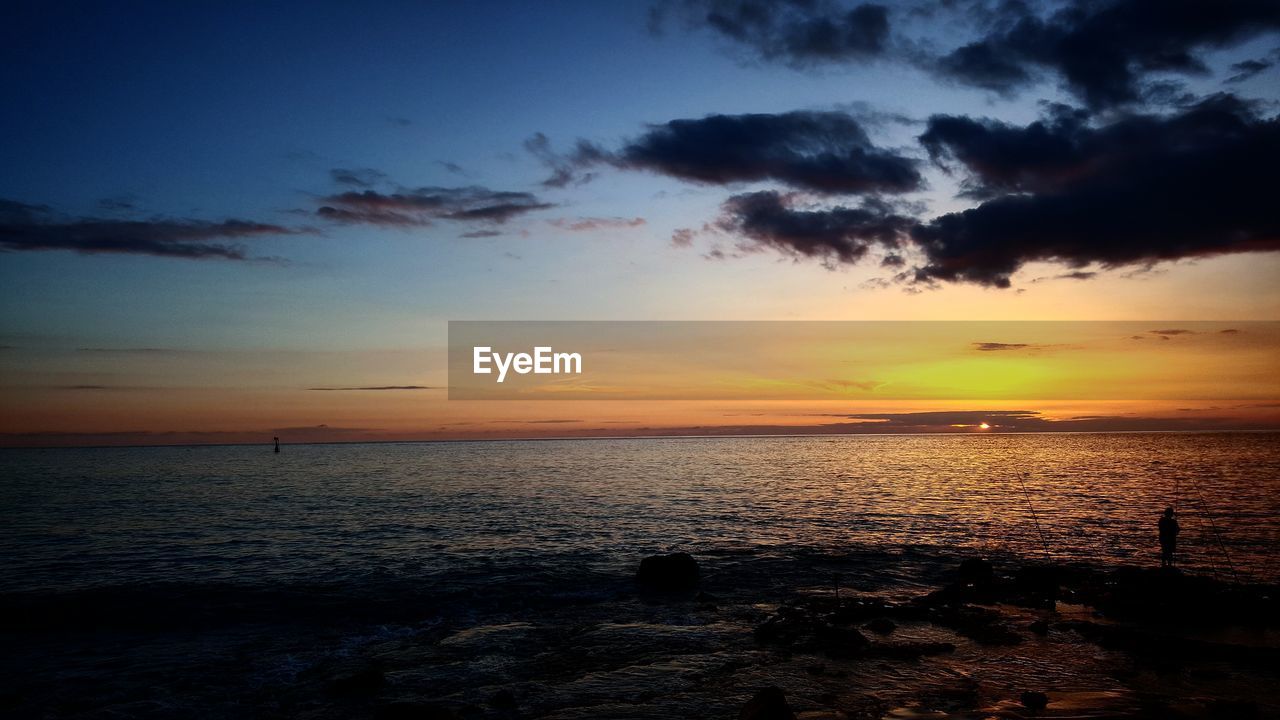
[2,432,1278,719]
[3,432,1277,593]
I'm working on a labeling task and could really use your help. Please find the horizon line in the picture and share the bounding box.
[3,427,1277,451]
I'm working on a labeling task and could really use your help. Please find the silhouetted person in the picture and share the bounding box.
[1159,507,1179,568]
[273,436,280,453]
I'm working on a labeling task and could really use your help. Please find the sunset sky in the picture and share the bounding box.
[2,1,1278,446]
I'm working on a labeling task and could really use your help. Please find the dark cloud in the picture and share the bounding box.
[77,347,184,354]
[543,111,923,195]
[973,342,1029,351]
[0,199,293,261]
[316,187,553,227]
[658,1,1280,108]
[0,425,385,448]
[713,190,913,264]
[934,0,1280,107]
[1149,329,1195,336]
[1225,57,1273,82]
[1034,270,1097,282]
[655,0,892,66]
[919,103,1092,199]
[53,385,159,391]
[840,409,1042,429]
[909,95,1280,287]
[306,385,435,391]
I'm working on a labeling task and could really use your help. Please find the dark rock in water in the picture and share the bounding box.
[1207,698,1258,718]
[826,597,902,624]
[1020,691,1049,712]
[488,689,517,709]
[374,701,460,720]
[739,686,797,720]
[869,641,956,659]
[865,617,896,634]
[1077,566,1278,627]
[928,605,1023,646]
[1028,619,1050,636]
[1015,565,1060,609]
[755,612,809,646]
[957,558,995,587]
[755,602,870,657]
[326,666,386,697]
[636,552,700,591]
[817,625,870,658]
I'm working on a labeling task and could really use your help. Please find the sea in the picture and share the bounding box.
[2,432,1278,718]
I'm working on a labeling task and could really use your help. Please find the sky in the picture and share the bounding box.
[1,0,1278,446]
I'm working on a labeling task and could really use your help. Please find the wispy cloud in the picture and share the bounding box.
[549,216,646,232]
[316,186,553,227]
[306,385,435,391]
[971,342,1063,352]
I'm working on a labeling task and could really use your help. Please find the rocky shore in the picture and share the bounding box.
[4,551,1278,719]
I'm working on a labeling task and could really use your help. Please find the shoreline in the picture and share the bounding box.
[5,550,1278,719]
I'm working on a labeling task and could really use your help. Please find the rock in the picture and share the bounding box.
[1020,691,1049,713]
[1207,699,1258,718]
[1028,619,1050,636]
[817,625,871,658]
[929,605,1023,646]
[636,552,700,591]
[374,702,460,720]
[1015,566,1060,609]
[957,558,995,587]
[326,666,385,697]
[488,689,517,709]
[865,617,896,634]
[755,614,806,646]
[869,641,956,659]
[739,686,797,720]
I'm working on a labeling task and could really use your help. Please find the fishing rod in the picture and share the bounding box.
[1017,472,1052,562]
[1191,474,1240,583]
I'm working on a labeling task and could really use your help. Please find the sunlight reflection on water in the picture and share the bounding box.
[2,432,1277,592]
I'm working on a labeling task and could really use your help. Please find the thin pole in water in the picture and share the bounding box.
[1018,472,1052,562]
